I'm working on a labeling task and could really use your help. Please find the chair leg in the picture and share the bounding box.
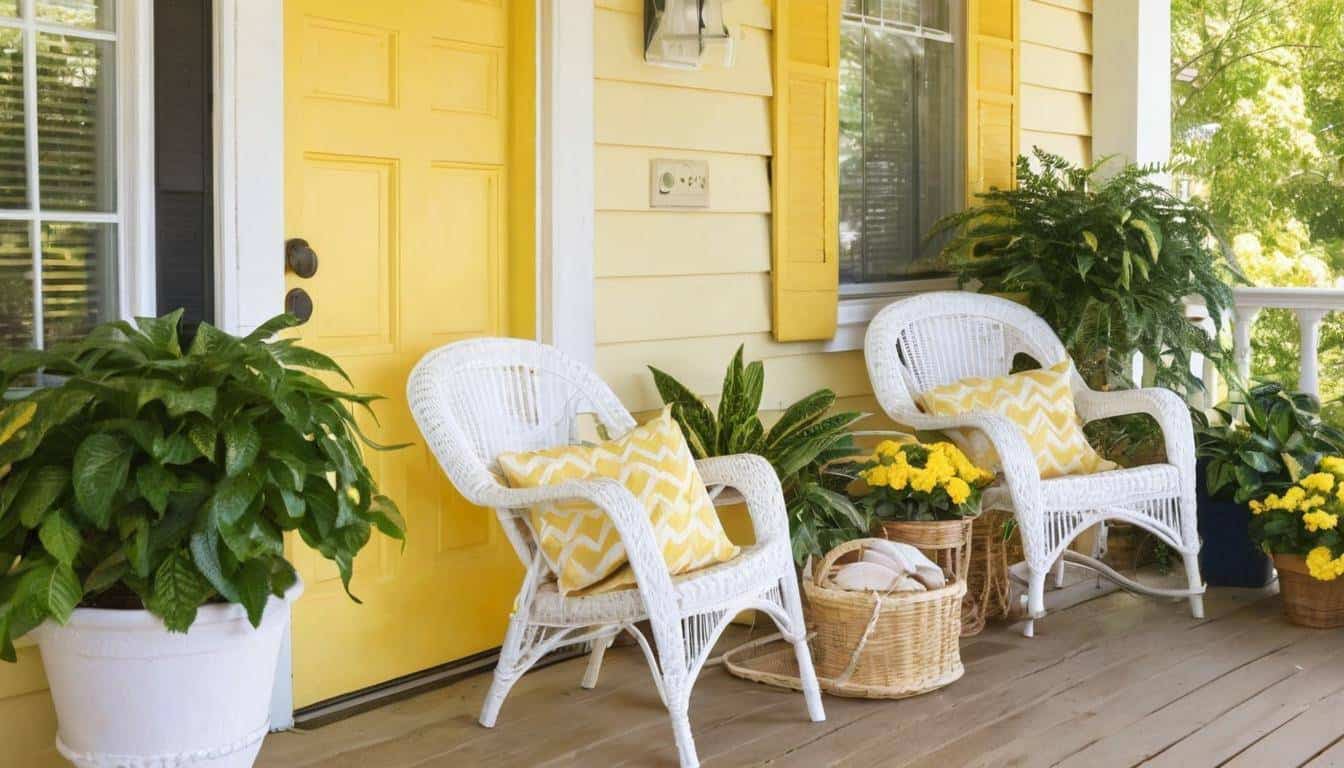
[1023,566,1048,638]
[581,631,616,690]
[1184,551,1205,620]
[670,708,700,768]
[479,613,529,728]
[1052,556,1067,589]
[779,572,825,722]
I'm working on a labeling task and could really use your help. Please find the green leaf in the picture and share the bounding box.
[1237,450,1280,473]
[368,494,406,542]
[188,421,218,462]
[136,462,176,516]
[763,389,835,449]
[190,526,241,604]
[649,365,717,455]
[12,465,70,529]
[0,400,37,446]
[73,434,132,529]
[84,552,129,594]
[38,510,81,565]
[223,420,262,476]
[134,310,184,356]
[147,551,210,632]
[1127,217,1163,262]
[236,559,271,628]
[1081,230,1099,251]
[270,343,353,386]
[242,313,302,343]
[207,469,265,527]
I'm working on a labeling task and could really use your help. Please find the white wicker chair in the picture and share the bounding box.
[407,338,825,768]
[864,292,1205,637]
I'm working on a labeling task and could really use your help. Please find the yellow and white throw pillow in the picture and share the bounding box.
[918,360,1117,479]
[496,407,739,595]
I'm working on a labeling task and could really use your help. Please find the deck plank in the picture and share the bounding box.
[256,583,1340,768]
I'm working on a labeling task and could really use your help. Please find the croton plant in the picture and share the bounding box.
[0,312,405,659]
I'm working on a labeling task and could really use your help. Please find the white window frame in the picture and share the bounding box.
[0,0,155,349]
[828,1,965,352]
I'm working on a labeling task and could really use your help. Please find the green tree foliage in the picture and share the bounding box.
[1172,0,1344,415]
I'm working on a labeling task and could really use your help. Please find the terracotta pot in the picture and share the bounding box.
[1274,555,1344,628]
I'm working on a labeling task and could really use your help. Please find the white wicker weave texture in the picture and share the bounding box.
[864,292,1205,637]
[406,338,825,768]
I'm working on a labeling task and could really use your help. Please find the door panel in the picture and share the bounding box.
[284,0,528,707]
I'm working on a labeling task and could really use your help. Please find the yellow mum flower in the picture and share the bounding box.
[924,451,955,483]
[887,463,910,491]
[1303,510,1339,532]
[1306,546,1344,581]
[1320,456,1344,476]
[864,465,890,488]
[1269,486,1308,511]
[1249,499,1265,515]
[909,467,938,493]
[1300,495,1327,511]
[875,440,904,459]
[1302,472,1336,494]
[944,477,971,505]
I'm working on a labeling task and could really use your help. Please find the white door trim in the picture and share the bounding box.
[536,0,596,365]
[216,0,592,727]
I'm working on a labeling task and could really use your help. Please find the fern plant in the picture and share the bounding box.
[930,150,1243,397]
[649,347,868,563]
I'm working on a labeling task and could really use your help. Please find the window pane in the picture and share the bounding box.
[0,28,24,208]
[0,221,34,349]
[839,23,864,284]
[41,221,116,345]
[37,34,117,212]
[839,22,960,284]
[0,0,17,18]
[866,0,918,25]
[36,0,115,31]
[922,0,951,33]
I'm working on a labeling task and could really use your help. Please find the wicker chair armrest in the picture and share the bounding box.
[1074,386,1197,484]
[476,479,681,605]
[696,454,787,547]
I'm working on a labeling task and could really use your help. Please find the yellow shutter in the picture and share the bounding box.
[967,0,1020,201]
[770,0,841,342]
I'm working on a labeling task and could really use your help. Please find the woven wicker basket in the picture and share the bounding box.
[802,539,965,699]
[1275,554,1344,628]
[967,510,1024,622]
[878,517,981,634]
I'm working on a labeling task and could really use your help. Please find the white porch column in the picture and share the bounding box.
[1233,306,1259,384]
[538,0,596,366]
[1092,0,1172,169]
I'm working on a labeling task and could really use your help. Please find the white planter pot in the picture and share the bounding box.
[32,580,303,768]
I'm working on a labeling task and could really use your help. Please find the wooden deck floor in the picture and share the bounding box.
[258,582,1344,767]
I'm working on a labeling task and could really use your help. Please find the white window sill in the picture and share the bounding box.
[823,276,960,352]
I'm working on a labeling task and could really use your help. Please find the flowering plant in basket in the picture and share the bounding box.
[1249,456,1344,580]
[854,439,993,522]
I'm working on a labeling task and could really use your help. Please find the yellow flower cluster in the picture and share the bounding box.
[1306,546,1344,581]
[860,440,991,506]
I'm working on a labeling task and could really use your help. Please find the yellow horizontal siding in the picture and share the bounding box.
[595,145,771,212]
[596,212,771,277]
[595,273,772,344]
[1020,42,1091,93]
[1021,129,1091,165]
[1019,0,1092,164]
[1021,0,1091,54]
[599,335,874,412]
[595,80,772,154]
[1021,84,1090,136]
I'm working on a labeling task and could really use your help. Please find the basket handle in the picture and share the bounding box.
[813,538,890,588]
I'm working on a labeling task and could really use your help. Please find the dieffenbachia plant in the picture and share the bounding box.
[0,312,405,659]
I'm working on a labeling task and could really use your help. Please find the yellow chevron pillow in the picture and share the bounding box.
[918,360,1117,479]
[496,407,739,595]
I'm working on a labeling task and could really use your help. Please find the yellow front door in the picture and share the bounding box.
[283,0,533,707]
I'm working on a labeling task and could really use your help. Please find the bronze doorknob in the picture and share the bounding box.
[285,238,319,278]
[285,287,314,323]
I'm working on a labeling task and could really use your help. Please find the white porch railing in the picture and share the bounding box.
[1186,287,1344,404]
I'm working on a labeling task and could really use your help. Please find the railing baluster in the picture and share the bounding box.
[1296,308,1326,400]
[1232,306,1259,385]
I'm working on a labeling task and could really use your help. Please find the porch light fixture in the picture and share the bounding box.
[644,0,735,70]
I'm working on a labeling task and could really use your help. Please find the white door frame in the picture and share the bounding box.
[214,0,595,727]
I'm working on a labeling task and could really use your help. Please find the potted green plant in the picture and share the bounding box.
[648,346,867,564]
[1195,382,1344,587]
[0,312,404,767]
[928,150,1241,399]
[1248,457,1344,627]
